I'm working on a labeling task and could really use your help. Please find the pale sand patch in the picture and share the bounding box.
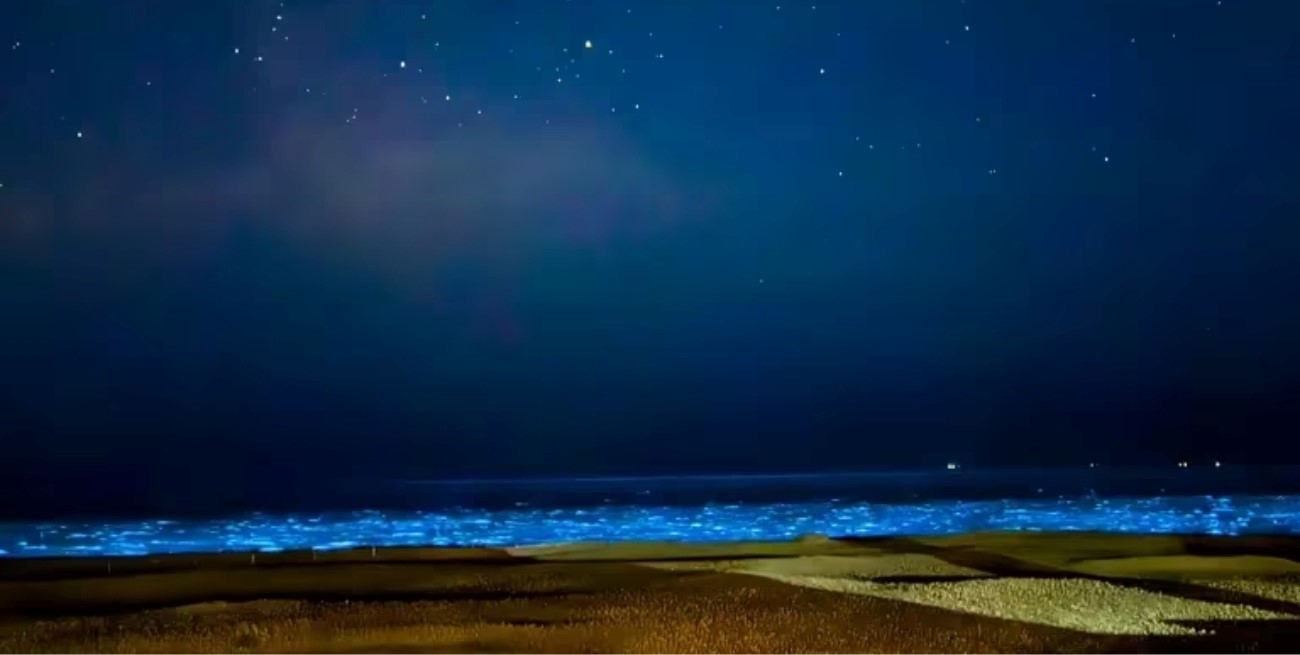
[742,554,990,579]
[1203,579,1300,605]
[1069,555,1300,579]
[742,573,1294,636]
[644,554,990,579]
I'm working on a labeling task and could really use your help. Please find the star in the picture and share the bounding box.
[0,0,1290,543]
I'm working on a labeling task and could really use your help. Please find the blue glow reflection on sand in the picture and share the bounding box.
[2,494,1298,557]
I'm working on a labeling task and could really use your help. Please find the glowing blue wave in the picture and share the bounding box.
[2,494,1297,557]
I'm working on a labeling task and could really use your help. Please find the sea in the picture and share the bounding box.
[4,466,1300,558]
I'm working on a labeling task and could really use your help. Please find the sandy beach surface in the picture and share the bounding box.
[3,532,1300,653]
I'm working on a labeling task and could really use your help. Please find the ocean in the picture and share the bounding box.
[4,466,1300,557]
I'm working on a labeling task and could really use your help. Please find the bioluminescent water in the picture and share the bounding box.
[6,468,1300,558]
[3,492,1300,558]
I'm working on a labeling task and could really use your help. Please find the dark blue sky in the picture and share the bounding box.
[2,0,1299,502]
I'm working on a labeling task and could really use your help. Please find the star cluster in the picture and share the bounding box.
[3,0,1267,201]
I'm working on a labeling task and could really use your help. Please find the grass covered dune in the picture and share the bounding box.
[3,532,1300,653]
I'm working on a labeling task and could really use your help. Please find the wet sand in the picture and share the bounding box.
[3,533,1300,653]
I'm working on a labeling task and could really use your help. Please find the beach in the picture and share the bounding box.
[3,532,1300,652]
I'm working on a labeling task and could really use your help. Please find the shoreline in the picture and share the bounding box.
[6,530,1300,577]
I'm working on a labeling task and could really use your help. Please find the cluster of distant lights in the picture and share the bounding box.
[2,491,1297,558]
[945,461,1222,470]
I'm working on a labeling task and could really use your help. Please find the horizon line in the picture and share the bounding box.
[400,462,1269,487]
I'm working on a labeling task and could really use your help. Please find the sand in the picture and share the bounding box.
[1203,579,1300,605]
[3,532,1300,653]
[741,572,1288,635]
[1069,554,1300,578]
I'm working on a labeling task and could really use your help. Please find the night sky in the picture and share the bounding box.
[2,1,1299,511]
